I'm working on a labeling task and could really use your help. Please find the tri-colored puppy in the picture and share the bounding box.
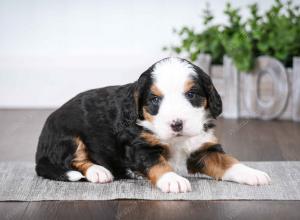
[35,57,271,193]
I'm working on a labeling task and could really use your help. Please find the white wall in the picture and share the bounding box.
[0,0,286,108]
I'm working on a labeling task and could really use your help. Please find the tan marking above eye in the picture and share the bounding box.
[184,79,195,93]
[150,84,163,97]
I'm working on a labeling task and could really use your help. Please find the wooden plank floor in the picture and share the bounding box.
[0,109,300,220]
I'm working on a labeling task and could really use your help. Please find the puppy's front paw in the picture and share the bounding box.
[222,163,271,186]
[156,172,192,193]
[86,165,114,183]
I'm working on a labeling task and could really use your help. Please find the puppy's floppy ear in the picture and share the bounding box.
[194,66,222,118]
[134,71,152,119]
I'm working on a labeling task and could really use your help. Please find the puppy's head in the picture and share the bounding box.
[135,57,222,141]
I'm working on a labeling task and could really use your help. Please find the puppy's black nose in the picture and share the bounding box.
[171,120,183,132]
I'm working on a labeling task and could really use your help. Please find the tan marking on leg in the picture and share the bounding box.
[187,142,238,180]
[200,153,238,180]
[72,137,93,175]
[148,157,173,185]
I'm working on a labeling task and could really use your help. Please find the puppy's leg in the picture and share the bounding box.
[187,143,271,185]
[148,156,192,193]
[137,132,191,193]
[72,137,113,183]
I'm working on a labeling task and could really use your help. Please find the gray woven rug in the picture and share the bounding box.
[0,161,299,201]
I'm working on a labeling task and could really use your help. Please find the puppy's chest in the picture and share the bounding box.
[166,132,217,176]
[167,140,193,176]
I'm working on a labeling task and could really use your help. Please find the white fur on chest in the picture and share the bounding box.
[167,130,217,176]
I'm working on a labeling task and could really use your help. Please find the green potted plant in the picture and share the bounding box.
[164,0,300,121]
[165,0,300,72]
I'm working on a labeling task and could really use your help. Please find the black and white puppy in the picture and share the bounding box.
[36,57,271,193]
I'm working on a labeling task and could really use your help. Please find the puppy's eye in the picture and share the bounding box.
[151,96,161,105]
[186,91,196,99]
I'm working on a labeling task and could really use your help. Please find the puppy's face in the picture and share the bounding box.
[136,58,222,141]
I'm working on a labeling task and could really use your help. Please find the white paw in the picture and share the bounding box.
[86,165,114,183]
[222,163,271,186]
[66,170,84,181]
[156,172,192,193]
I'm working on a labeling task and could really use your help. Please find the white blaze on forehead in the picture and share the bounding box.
[151,58,196,94]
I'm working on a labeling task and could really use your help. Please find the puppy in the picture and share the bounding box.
[35,57,271,193]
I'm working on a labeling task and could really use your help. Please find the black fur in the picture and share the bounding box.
[35,79,163,181]
[135,65,155,119]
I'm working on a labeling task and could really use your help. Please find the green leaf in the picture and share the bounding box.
[163,0,300,71]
